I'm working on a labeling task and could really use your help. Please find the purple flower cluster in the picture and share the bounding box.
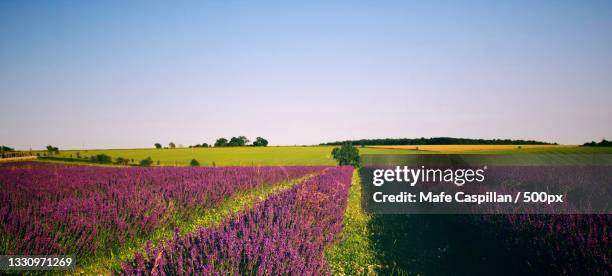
[120,166,354,275]
[0,163,325,260]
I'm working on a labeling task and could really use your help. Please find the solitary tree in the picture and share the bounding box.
[214,138,229,147]
[154,143,162,149]
[46,145,59,155]
[169,142,176,149]
[331,142,360,167]
[252,137,269,147]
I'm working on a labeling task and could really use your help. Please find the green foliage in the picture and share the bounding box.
[190,143,209,148]
[1,145,14,152]
[190,159,200,166]
[228,136,249,146]
[46,145,60,155]
[583,139,612,147]
[139,157,153,166]
[91,154,112,164]
[115,157,130,165]
[169,142,176,149]
[331,143,361,167]
[154,143,162,149]
[214,138,228,147]
[252,137,269,147]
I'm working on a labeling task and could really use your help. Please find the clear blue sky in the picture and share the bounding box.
[1,1,611,149]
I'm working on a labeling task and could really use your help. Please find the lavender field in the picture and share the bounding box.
[120,166,354,275]
[1,160,609,274]
[0,162,328,270]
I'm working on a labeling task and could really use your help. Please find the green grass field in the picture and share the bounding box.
[43,145,612,166]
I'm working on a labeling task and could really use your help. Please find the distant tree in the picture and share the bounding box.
[157,160,160,165]
[115,157,130,165]
[139,157,154,166]
[239,136,249,145]
[228,137,239,146]
[228,136,249,147]
[214,138,229,147]
[252,137,269,147]
[1,145,14,152]
[169,142,176,149]
[154,143,162,149]
[76,152,81,158]
[583,139,612,147]
[190,159,200,166]
[46,145,59,155]
[331,142,360,167]
[201,143,209,147]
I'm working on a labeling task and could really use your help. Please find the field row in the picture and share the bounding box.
[120,166,354,274]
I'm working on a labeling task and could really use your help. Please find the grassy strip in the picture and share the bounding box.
[326,170,380,275]
[76,173,319,274]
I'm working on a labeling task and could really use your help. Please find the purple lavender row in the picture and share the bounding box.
[0,163,326,259]
[120,166,354,275]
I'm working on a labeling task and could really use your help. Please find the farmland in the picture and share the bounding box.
[1,145,611,274]
[0,162,330,273]
[38,144,611,167]
[44,146,409,166]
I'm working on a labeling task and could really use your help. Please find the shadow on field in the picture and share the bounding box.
[367,214,531,275]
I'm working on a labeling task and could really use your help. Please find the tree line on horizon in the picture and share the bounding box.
[582,139,612,147]
[153,136,269,149]
[321,137,557,146]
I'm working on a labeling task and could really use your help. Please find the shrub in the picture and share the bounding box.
[190,159,200,166]
[139,157,154,167]
[115,157,130,165]
[91,154,112,164]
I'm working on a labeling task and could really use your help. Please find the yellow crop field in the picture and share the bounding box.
[367,144,578,153]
